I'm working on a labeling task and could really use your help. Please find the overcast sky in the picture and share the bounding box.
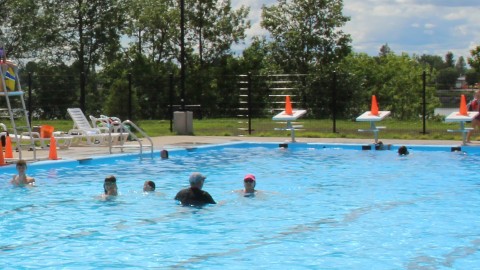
[232,0,480,61]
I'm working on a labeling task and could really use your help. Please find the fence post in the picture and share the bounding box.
[169,73,174,132]
[422,70,427,134]
[247,72,252,135]
[28,72,32,125]
[80,72,85,112]
[128,73,132,120]
[332,71,337,133]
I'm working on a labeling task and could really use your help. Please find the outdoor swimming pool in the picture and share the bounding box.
[1,142,480,269]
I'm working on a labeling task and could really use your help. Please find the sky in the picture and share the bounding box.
[232,0,480,61]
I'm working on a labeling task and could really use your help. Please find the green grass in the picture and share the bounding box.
[8,117,473,142]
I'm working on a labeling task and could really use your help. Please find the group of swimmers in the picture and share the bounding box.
[10,145,407,205]
[10,159,258,206]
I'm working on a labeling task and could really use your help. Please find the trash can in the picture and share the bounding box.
[173,111,193,135]
[40,125,54,138]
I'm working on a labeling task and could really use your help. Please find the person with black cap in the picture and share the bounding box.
[174,172,216,206]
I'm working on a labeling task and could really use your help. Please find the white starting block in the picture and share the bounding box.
[272,109,307,142]
[445,111,479,145]
[356,111,391,143]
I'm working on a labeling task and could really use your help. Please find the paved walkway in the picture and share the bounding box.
[4,135,471,165]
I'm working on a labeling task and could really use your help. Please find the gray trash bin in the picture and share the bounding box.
[173,111,193,135]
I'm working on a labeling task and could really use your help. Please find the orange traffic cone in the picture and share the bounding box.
[285,95,293,115]
[459,94,468,116]
[0,143,5,166]
[5,136,13,158]
[370,95,379,116]
[49,136,58,160]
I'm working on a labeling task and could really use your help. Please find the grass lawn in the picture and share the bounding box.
[13,117,474,142]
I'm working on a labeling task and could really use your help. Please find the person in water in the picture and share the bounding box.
[174,172,216,206]
[11,160,35,187]
[143,180,156,192]
[242,174,257,197]
[102,175,118,199]
[398,146,409,156]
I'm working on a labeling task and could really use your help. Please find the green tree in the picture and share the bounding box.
[379,43,392,57]
[375,54,439,120]
[339,53,439,120]
[261,0,351,74]
[445,51,455,68]
[185,0,250,107]
[124,0,178,63]
[35,0,127,113]
[0,0,53,58]
[186,0,250,65]
[455,56,467,75]
[465,69,479,87]
[437,67,459,89]
[417,54,444,74]
[22,61,78,119]
[468,46,480,72]
[104,76,140,120]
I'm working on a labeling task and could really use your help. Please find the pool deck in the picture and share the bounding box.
[4,135,480,164]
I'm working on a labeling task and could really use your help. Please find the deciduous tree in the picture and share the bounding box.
[261,0,351,74]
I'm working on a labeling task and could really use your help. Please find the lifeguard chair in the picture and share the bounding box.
[0,48,37,160]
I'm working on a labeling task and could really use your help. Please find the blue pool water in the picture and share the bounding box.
[1,143,480,269]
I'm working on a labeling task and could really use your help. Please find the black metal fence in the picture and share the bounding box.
[7,70,477,139]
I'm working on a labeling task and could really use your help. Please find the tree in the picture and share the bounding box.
[185,0,250,106]
[35,0,127,113]
[465,69,479,87]
[105,76,140,120]
[338,53,439,120]
[124,0,178,63]
[417,54,444,73]
[379,43,392,57]
[468,46,480,72]
[21,61,78,119]
[445,51,455,68]
[455,56,467,75]
[0,0,54,59]
[186,0,250,65]
[261,0,352,74]
[437,67,459,89]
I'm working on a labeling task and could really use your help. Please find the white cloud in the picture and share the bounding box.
[232,0,480,59]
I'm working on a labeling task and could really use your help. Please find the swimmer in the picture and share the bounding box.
[143,180,156,192]
[102,175,118,199]
[242,174,257,197]
[174,172,216,206]
[398,146,409,156]
[11,160,35,187]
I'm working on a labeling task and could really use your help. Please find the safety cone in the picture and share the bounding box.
[0,143,5,166]
[285,95,293,115]
[370,95,379,116]
[459,94,468,116]
[5,136,13,158]
[49,136,58,160]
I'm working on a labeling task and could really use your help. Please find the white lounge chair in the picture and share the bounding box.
[67,108,123,146]
[0,123,73,150]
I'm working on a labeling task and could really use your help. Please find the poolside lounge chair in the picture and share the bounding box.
[1,123,73,150]
[89,114,124,133]
[67,108,123,146]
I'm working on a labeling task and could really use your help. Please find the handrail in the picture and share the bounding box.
[108,120,154,157]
